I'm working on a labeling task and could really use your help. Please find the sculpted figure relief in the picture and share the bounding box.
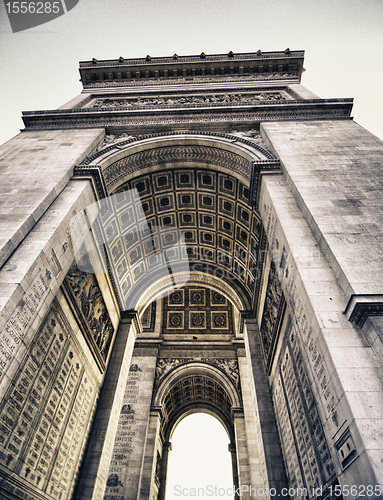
[96,133,135,151]
[260,262,283,359]
[66,266,114,360]
[90,92,286,110]
[229,129,267,148]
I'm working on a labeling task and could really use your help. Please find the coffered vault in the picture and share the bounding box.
[0,51,382,500]
[74,131,279,313]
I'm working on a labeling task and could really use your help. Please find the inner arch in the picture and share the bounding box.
[154,362,241,500]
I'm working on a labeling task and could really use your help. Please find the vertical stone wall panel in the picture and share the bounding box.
[260,172,383,492]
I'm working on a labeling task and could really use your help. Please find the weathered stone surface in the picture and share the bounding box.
[0,128,104,268]
[1,51,383,500]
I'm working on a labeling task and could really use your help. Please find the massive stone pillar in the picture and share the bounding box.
[243,318,286,492]
[257,123,383,492]
[156,441,172,500]
[101,347,159,500]
[0,174,118,500]
[74,313,139,500]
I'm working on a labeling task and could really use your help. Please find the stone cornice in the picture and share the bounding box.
[80,50,304,68]
[344,294,383,327]
[22,98,353,131]
[79,50,305,87]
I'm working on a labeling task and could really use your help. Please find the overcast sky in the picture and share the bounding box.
[0,0,383,147]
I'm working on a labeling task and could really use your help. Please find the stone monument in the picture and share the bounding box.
[0,50,382,500]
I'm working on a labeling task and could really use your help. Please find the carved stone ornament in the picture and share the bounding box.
[121,404,135,414]
[154,358,194,385]
[129,363,142,372]
[153,357,241,393]
[229,129,267,149]
[260,261,284,360]
[89,92,287,109]
[83,72,299,88]
[97,133,135,151]
[106,474,124,487]
[64,265,114,365]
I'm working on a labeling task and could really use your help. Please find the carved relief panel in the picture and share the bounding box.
[260,260,284,365]
[64,264,115,370]
[86,90,290,110]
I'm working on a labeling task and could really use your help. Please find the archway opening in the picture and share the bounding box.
[166,413,234,499]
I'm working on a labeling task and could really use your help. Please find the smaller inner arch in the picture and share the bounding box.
[154,363,241,500]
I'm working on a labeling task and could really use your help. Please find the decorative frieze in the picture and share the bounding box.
[89,91,287,110]
[344,294,383,327]
[102,145,253,188]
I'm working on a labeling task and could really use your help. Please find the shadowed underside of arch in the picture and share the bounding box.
[153,362,241,442]
[74,133,280,313]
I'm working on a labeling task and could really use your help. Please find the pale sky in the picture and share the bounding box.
[166,413,234,499]
[0,0,382,495]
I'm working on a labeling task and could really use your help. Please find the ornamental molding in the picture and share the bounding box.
[152,357,242,401]
[22,100,353,131]
[136,271,245,312]
[74,130,280,200]
[344,294,383,327]
[82,73,300,89]
[81,130,276,166]
[88,91,288,109]
[102,145,252,190]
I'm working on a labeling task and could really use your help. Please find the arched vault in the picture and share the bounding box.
[75,131,280,313]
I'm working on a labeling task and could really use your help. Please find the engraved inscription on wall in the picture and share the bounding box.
[272,327,335,498]
[103,363,143,500]
[0,301,98,500]
[0,268,53,388]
